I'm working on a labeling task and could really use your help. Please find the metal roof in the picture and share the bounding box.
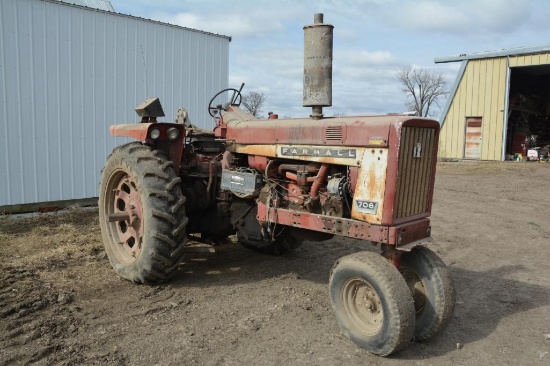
[43,0,231,41]
[55,0,114,11]
[435,44,550,64]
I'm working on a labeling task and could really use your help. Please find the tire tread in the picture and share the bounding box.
[99,142,188,284]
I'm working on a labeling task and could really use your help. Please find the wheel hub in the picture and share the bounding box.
[109,173,144,263]
[342,278,384,336]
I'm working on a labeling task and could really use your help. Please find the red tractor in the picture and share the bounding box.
[99,14,454,356]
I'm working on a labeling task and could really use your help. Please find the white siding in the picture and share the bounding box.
[57,0,115,12]
[0,0,230,206]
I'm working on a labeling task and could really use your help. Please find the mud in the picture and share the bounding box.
[1,161,549,365]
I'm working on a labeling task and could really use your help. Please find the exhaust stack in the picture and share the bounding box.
[303,13,333,120]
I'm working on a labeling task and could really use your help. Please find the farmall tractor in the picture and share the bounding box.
[99,14,455,356]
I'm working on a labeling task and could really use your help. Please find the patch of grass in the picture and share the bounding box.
[0,208,102,269]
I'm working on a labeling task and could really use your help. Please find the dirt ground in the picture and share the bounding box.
[1,160,549,365]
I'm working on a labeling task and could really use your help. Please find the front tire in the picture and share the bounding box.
[99,142,188,284]
[399,247,455,341]
[329,251,415,356]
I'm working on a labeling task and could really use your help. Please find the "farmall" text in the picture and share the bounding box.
[280,147,356,159]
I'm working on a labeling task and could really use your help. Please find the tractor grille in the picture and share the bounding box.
[394,127,436,219]
[325,125,343,141]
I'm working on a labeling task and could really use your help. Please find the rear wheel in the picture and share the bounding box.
[329,251,415,356]
[99,142,188,284]
[236,205,302,255]
[399,247,455,341]
[238,230,303,255]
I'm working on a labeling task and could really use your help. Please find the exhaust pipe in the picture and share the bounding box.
[303,13,333,120]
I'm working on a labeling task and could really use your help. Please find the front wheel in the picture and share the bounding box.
[399,247,455,341]
[329,251,415,356]
[99,142,188,284]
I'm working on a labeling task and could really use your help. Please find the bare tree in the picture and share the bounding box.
[397,67,449,117]
[241,91,267,117]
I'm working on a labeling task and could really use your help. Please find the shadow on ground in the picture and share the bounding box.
[169,241,550,359]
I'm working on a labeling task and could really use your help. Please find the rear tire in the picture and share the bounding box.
[238,230,303,255]
[236,204,302,255]
[99,142,188,284]
[399,247,455,341]
[329,251,415,356]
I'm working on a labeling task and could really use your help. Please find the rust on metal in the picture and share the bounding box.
[351,148,388,224]
[257,201,431,246]
[382,119,439,226]
[228,143,366,167]
[303,13,333,119]
[247,155,270,171]
[309,163,329,198]
[229,144,277,157]
[393,127,436,219]
[381,244,402,268]
[112,174,144,263]
[107,212,131,222]
[322,122,346,143]
[111,122,185,174]
[388,218,431,247]
[223,114,396,147]
[110,123,152,140]
[257,201,389,243]
[287,182,304,205]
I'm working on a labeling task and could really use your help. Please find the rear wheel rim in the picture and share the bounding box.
[341,277,384,336]
[400,267,427,316]
[105,170,144,264]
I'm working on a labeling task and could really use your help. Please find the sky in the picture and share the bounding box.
[109,0,550,119]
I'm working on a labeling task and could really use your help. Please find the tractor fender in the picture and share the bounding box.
[110,123,153,140]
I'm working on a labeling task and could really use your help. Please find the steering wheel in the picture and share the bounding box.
[208,86,243,117]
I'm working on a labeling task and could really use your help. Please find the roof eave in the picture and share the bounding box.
[435,44,550,64]
[41,0,232,41]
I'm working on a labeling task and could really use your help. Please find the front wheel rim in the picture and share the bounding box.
[341,277,384,336]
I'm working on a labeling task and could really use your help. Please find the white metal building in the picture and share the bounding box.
[0,0,230,211]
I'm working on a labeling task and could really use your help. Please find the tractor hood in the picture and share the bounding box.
[223,111,440,148]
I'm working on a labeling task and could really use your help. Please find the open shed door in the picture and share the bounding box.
[464,117,482,159]
[506,65,550,160]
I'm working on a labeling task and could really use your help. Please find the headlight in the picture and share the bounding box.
[167,127,180,140]
[149,128,161,139]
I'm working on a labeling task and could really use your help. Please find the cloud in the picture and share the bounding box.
[231,46,409,117]
[152,11,285,39]
[390,0,533,36]
[339,50,397,66]
[109,0,548,120]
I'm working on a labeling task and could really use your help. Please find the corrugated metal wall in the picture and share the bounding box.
[439,52,550,160]
[509,53,550,67]
[57,0,115,12]
[439,58,507,160]
[0,0,230,207]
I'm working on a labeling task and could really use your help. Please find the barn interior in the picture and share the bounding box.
[506,64,550,160]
